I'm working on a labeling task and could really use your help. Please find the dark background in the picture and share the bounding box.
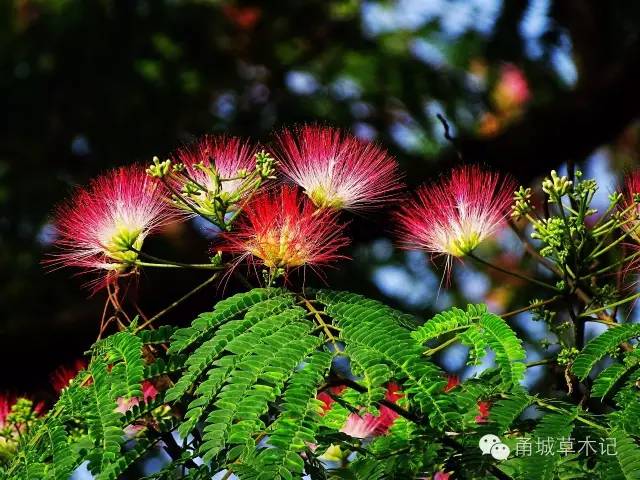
[1,0,639,402]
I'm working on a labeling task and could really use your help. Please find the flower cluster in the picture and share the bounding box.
[0,394,15,430]
[0,395,43,466]
[49,126,524,290]
[170,135,261,220]
[340,383,403,438]
[115,380,159,414]
[49,126,404,288]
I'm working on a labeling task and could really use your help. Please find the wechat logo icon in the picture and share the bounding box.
[479,434,510,460]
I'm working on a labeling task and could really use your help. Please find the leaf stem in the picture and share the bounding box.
[301,298,339,349]
[525,358,553,368]
[502,296,563,319]
[424,335,459,356]
[579,291,640,318]
[534,399,607,432]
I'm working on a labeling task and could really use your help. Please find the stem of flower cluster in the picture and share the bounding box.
[583,317,620,327]
[131,248,224,270]
[135,260,222,270]
[223,184,260,230]
[579,291,640,318]
[579,250,640,279]
[161,177,221,227]
[508,220,562,276]
[589,223,640,260]
[467,252,560,291]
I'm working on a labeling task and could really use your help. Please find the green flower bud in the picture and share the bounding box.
[146,156,172,178]
[512,186,533,218]
[542,170,573,200]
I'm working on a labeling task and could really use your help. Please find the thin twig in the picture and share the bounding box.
[508,220,562,275]
[436,113,463,161]
[468,252,559,291]
[134,273,220,332]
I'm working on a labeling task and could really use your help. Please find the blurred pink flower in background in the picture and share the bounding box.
[50,359,88,393]
[340,383,403,439]
[493,64,531,112]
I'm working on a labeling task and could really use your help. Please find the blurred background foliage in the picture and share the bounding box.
[1,0,639,403]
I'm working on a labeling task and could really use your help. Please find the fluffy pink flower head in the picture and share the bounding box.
[620,171,640,244]
[444,374,460,393]
[217,186,349,274]
[396,165,516,262]
[493,64,531,111]
[48,165,178,287]
[173,135,258,204]
[340,383,403,439]
[476,401,491,423]
[317,385,347,415]
[50,359,88,393]
[274,125,402,211]
[115,380,159,414]
[0,395,43,431]
[433,471,452,480]
[0,394,16,428]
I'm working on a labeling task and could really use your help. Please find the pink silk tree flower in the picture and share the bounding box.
[433,471,452,480]
[50,359,88,393]
[0,394,16,428]
[340,383,403,439]
[115,381,160,437]
[493,64,531,112]
[173,135,258,203]
[115,380,159,414]
[475,401,491,423]
[274,125,403,211]
[47,165,180,289]
[396,165,516,266]
[444,374,460,393]
[216,186,349,275]
[620,170,640,244]
[317,385,347,415]
[0,395,43,429]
